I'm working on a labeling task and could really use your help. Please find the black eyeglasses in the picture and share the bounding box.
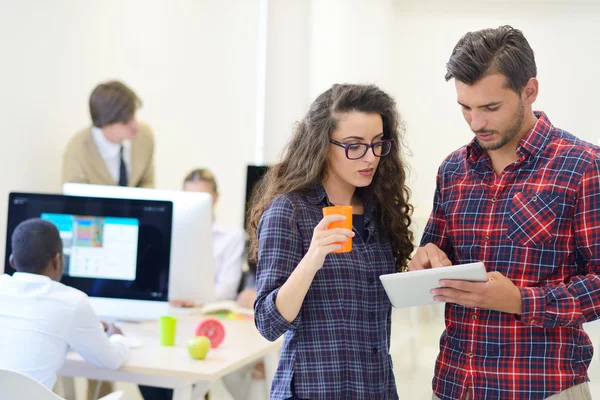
[329,139,393,160]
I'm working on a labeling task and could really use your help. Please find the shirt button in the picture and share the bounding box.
[491,197,497,203]
[530,318,536,324]
[532,196,538,202]
[472,314,477,320]
[372,347,378,354]
[484,235,490,241]
[369,312,376,320]
[467,352,474,358]
[367,277,375,284]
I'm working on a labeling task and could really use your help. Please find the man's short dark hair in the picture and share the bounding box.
[445,25,537,93]
[89,81,141,128]
[11,219,63,274]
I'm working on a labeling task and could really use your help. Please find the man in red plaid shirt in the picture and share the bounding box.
[410,25,598,400]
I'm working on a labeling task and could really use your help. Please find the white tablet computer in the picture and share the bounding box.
[379,262,488,308]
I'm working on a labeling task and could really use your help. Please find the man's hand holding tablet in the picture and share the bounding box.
[405,243,523,314]
[407,243,453,270]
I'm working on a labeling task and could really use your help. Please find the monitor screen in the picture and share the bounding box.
[244,165,269,230]
[4,193,173,302]
[41,213,139,281]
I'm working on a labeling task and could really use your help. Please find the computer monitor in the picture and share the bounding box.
[4,192,173,321]
[63,183,216,305]
[244,165,269,230]
[244,165,270,275]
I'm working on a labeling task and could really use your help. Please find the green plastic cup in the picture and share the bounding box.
[159,316,177,346]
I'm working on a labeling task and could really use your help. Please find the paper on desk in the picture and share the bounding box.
[201,300,254,317]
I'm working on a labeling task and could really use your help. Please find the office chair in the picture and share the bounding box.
[0,368,124,400]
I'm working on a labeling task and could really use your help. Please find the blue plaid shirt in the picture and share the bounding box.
[254,183,399,400]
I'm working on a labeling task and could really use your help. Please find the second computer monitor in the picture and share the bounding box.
[63,183,216,305]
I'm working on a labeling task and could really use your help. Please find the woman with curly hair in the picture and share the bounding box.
[248,83,414,399]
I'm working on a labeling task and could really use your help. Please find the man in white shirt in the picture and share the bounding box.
[62,80,155,188]
[0,219,128,391]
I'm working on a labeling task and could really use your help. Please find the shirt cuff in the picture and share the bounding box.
[517,286,547,327]
[264,287,302,333]
[108,334,128,348]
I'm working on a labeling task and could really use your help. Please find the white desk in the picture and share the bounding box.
[58,315,281,400]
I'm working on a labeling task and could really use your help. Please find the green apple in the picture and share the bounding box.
[187,336,211,360]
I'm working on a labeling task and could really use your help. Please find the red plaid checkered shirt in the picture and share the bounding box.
[422,112,600,400]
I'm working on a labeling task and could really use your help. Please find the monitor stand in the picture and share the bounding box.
[89,297,170,322]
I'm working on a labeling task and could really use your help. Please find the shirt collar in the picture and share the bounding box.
[212,224,229,235]
[306,181,375,216]
[516,111,553,159]
[467,111,553,164]
[306,182,328,205]
[11,272,52,282]
[91,126,131,156]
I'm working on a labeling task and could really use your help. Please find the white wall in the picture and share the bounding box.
[309,0,398,96]
[262,0,600,238]
[0,0,260,257]
[263,0,311,164]
[2,0,600,253]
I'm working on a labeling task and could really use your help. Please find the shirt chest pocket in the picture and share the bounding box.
[507,192,559,247]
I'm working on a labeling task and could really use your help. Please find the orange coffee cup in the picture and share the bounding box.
[322,205,353,253]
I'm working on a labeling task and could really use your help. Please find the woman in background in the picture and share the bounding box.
[183,168,246,302]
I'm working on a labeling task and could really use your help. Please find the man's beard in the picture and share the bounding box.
[476,102,525,151]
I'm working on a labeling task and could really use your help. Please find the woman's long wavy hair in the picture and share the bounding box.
[248,84,414,271]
